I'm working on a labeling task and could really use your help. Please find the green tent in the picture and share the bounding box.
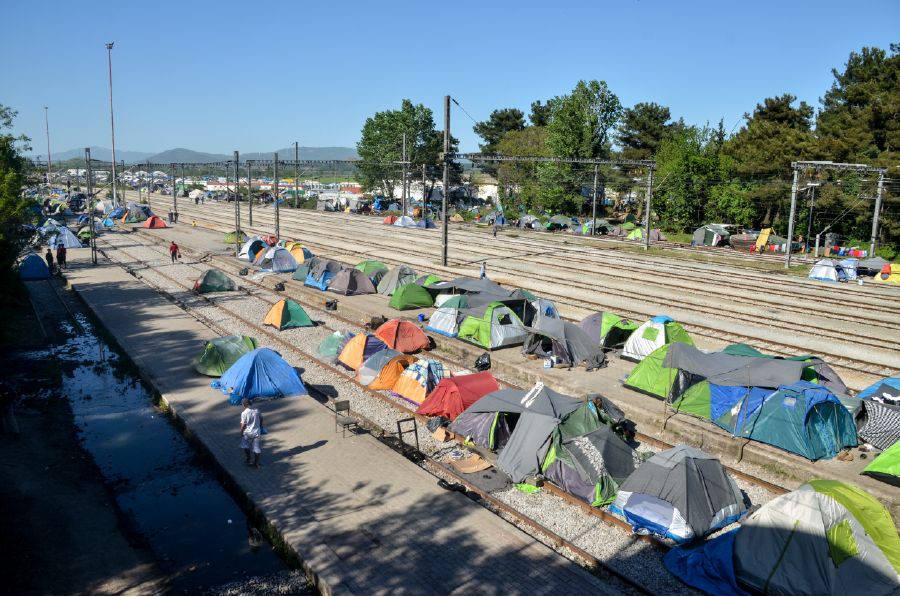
[191,335,258,376]
[514,289,537,300]
[863,441,900,487]
[355,260,387,275]
[76,227,92,238]
[576,312,639,349]
[624,214,637,223]
[389,283,434,310]
[194,269,238,292]
[626,228,643,240]
[123,215,138,223]
[437,294,467,309]
[264,299,314,329]
[415,274,442,287]
[622,221,636,231]
[457,302,528,349]
[223,230,247,244]
[315,330,355,362]
[292,265,310,282]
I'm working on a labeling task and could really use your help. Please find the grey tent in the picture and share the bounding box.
[309,258,342,280]
[370,268,389,286]
[377,265,417,295]
[451,383,584,482]
[518,214,540,229]
[522,318,601,367]
[357,348,403,385]
[608,225,627,236]
[577,312,637,349]
[328,268,376,295]
[859,255,890,275]
[427,276,515,296]
[610,444,744,543]
[692,224,731,246]
[316,199,336,211]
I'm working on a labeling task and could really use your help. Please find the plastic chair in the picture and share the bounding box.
[334,400,358,437]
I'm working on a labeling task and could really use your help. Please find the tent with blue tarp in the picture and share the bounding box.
[416,217,436,229]
[19,254,51,279]
[664,530,747,596]
[102,217,115,227]
[210,348,306,404]
[108,207,125,219]
[304,258,342,291]
[494,215,510,226]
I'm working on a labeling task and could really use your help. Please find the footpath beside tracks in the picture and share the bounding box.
[136,200,898,388]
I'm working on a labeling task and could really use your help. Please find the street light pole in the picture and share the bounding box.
[234,152,240,256]
[105,42,118,207]
[248,161,253,226]
[442,95,450,267]
[86,148,96,265]
[274,153,280,239]
[44,107,52,189]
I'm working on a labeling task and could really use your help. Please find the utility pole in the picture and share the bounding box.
[86,148,96,265]
[442,95,450,267]
[785,167,800,268]
[146,161,151,213]
[234,152,240,255]
[591,164,598,235]
[402,132,407,217]
[44,107,51,189]
[804,183,820,261]
[106,43,118,207]
[870,172,885,257]
[644,167,654,251]
[294,142,299,209]
[274,153,280,239]
[172,163,178,221]
[422,164,427,212]
[247,161,253,225]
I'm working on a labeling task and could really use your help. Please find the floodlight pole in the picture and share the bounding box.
[591,165,598,235]
[86,148,97,266]
[44,107,51,188]
[442,95,450,267]
[274,153,280,239]
[234,152,240,256]
[644,167,654,251]
[247,161,253,225]
[294,142,299,209]
[870,172,885,257]
[785,168,799,268]
[106,43,118,207]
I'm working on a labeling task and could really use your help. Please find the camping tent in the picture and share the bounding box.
[416,372,500,422]
[304,259,342,291]
[263,299,313,330]
[858,256,891,276]
[621,316,693,362]
[329,269,377,295]
[495,215,510,226]
[389,283,434,310]
[577,312,638,349]
[289,245,314,264]
[354,260,387,275]
[223,230,247,244]
[692,224,731,247]
[610,444,744,543]
[626,228,667,242]
[391,359,452,406]
[548,215,570,229]
[194,269,238,292]
[518,214,540,229]
[210,348,306,404]
[316,330,355,363]
[425,307,463,338]
[191,335,258,376]
[108,207,125,219]
[417,217,436,229]
[256,247,299,272]
[239,238,266,262]
[863,440,900,487]
[19,254,50,279]
[607,225,627,236]
[374,319,429,353]
[414,274,441,287]
[457,302,528,350]
[337,333,389,370]
[808,258,849,282]
[125,205,148,221]
[102,218,115,227]
[48,227,82,249]
[855,377,900,450]
[873,263,900,284]
[839,257,860,279]
[451,383,584,482]
[382,215,398,225]
[719,343,849,395]
[522,318,601,367]
[528,298,559,329]
[357,350,415,390]
[377,265,417,295]
[143,216,167,229]
[393,216,416,227]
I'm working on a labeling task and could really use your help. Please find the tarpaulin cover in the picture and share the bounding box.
[210,348,306,404]
[664,530,747,596]
[416,372,500,421]
[664,342,807,388]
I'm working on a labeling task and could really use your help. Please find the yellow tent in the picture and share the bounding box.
[450,214,465,222]
[873,264,900,284]
[755,228,771,250]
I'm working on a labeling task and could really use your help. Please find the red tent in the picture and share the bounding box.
[383,215,398,225]
[262,235,278,246]
[416,372,500,421]
[374,320,429,353]
[143,215,168,228]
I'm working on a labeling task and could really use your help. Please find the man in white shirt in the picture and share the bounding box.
[240,398,264,468]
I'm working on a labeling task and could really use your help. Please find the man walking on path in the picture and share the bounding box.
[480,263,487,279]
[493,227,497,239]
[240,398,263,468]
[0,381,20,440]
[45,248,54,274]
[56,245,67,271]
[169,241,179,263]
[167,209,173,224]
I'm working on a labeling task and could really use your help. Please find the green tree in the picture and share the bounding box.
[0,104,36,341]
[529,100,551,127]
[473,108,526,154]
[615,102,685,160]
[494,127,549,214]
[536,80,623,213]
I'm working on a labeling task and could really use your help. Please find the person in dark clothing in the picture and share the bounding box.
[0,381,20,440]
[493,227,497,239]
[169,242,179,263]
[167,209,173,223]
[45,248,54,274]
[56,245,67,270]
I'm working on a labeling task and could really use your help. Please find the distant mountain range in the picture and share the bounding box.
[31,146,359,164]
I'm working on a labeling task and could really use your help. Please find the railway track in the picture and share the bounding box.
[95,231,789,594]
[133,200,897,387]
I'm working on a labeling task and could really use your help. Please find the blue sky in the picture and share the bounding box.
[3,0,898,156]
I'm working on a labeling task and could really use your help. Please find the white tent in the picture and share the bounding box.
[238,236,263,261]
[393,216,416,227]
[808,258,848,282]
[425,308,461,338]
[189,189,205,199]
[621,316,693,362]
[49,227,83,249]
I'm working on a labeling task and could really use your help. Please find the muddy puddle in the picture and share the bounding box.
[19,321,287,593]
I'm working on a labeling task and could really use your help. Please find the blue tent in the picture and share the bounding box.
[76,214,91,225]
[857,376,900,400]
[108,207,125,219]
[304,270,338,291]
[210,348,306,405]
[416,217,436,229]
[19,254,50,280]
[373,200,386,210]
[495,215,510,226]
[140,206,154,217]
[102,218,115,227]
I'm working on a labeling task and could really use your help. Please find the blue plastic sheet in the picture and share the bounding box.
[664,529,748,596]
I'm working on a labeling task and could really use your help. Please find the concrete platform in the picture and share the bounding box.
[63,249,611,596]
[133,224,900,525]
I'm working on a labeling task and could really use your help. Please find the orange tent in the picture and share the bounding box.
[375,320,429,353]
[416,372,499,421]
[357,350,415,390]
[290,246,308,264]
[383,215,398,225]
[337,333,390,370]
[391,359,453,406]
[143,215,168,228]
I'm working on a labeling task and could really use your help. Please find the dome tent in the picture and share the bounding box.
[328,268,377,295]
[191,335,258,376]
[621,316,693,362]
[610,444,745,544]
[808,258,849,282]
[873,263,900,284]
[665,480,900,596]
[354,260,387,275]
[357,349,415,391]
[382,215,398,225]
[377,265,417,295]
[49,227,83,249]
[391,359,452,406]
[19,254,50,280]
[416,217,436,229]
[210,348,307,404]
[393,215,416,227]
[415,371,499,422]
[239,237,265,261]
[337,333,389,370]
[223,230,247,244]
[315,330,355,363]
[263,299,314,330]
[389,283,434,310]
[576,312,639,349]
[374,319,430,353]
[194,269,238,292]
[257,247,299,273]
[143,216,168,229]
[303,258,342,291]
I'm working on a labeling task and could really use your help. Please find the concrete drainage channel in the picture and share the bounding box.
[27,278,309,596]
